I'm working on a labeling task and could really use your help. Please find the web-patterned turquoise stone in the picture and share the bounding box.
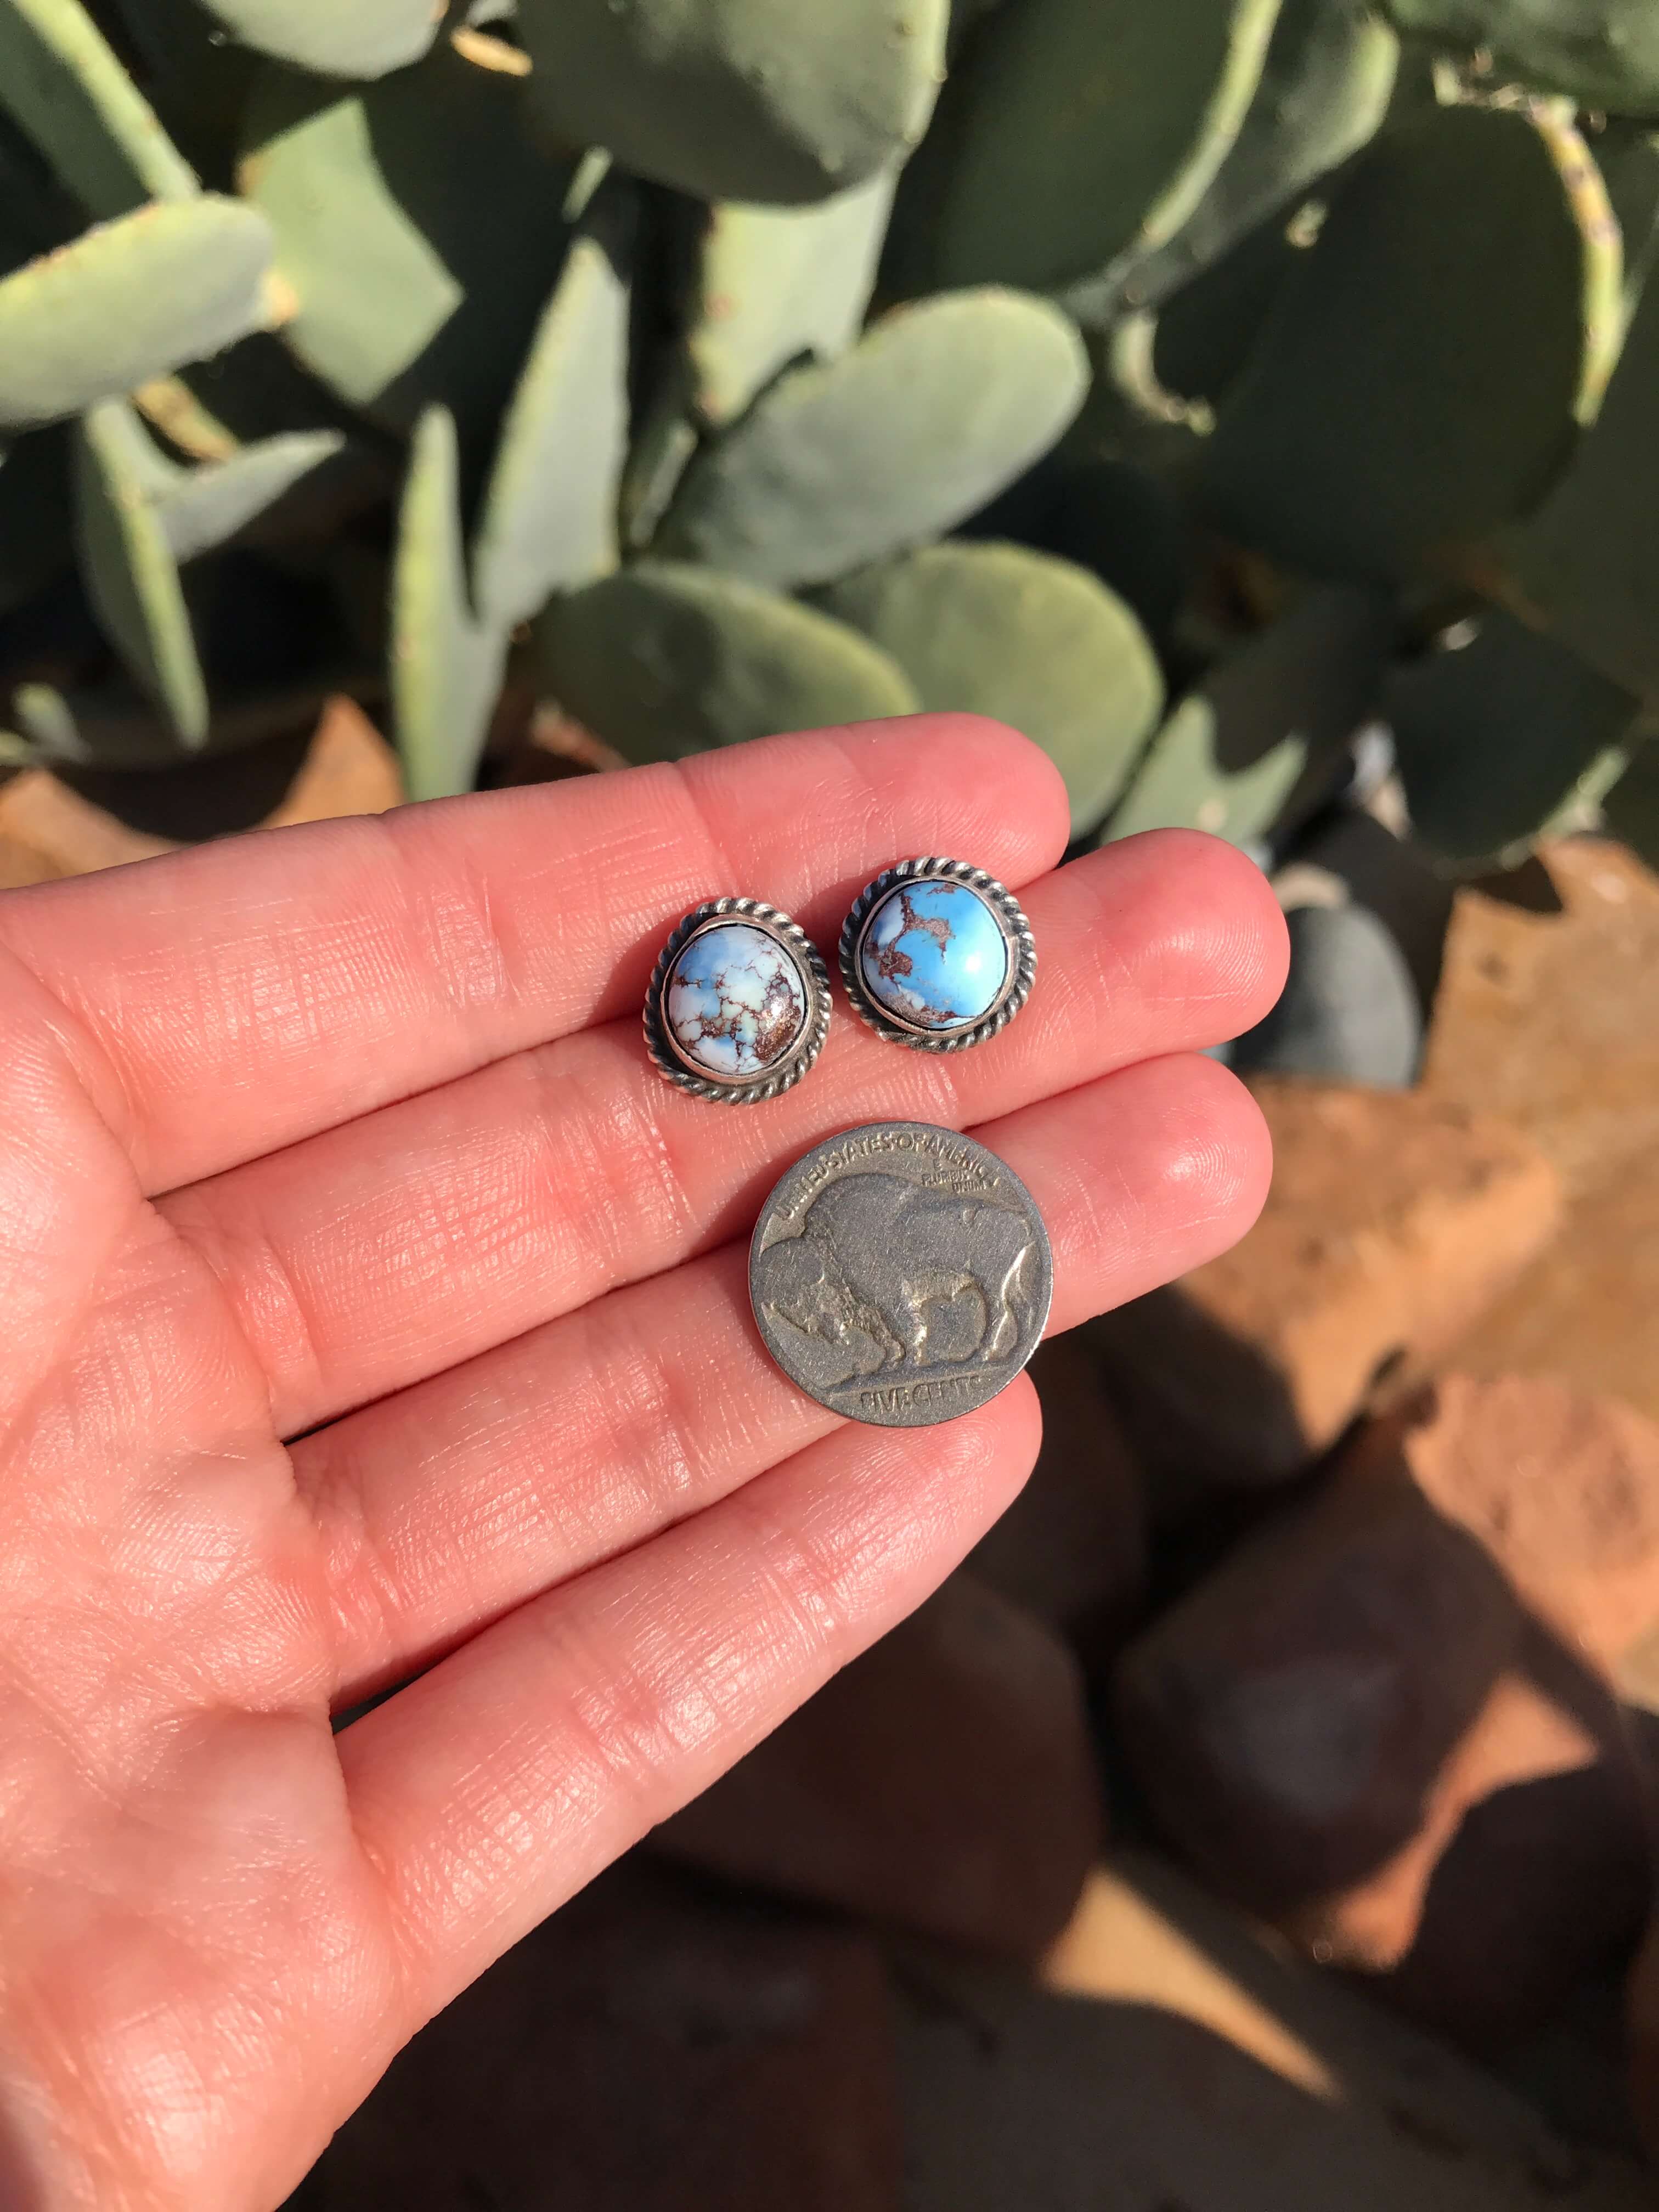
[859,879,1009,1032]
[665,922,809,1079]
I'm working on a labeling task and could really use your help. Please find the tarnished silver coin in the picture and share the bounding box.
[749,1121,1053,1429]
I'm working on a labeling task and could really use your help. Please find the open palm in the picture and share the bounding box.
[0,716,1284,2210]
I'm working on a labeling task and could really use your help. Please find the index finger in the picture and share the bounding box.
[0,715,1069,1194]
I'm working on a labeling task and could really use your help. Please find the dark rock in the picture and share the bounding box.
[290,1862,901,2211]
[1233,900,1421,1086]
[1113,1385,1659,2028]
[651,1573,1102,1962]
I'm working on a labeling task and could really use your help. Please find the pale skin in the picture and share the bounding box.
[0,715,1288,2210]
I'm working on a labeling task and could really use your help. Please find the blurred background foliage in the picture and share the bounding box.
[3,0,1659,971]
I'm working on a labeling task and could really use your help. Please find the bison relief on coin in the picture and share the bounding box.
[749,1122,1053,1428]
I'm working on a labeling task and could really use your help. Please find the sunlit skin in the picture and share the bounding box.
[0,715,1286,2210]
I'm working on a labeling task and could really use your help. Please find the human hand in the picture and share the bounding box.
[0,715,1286,2210]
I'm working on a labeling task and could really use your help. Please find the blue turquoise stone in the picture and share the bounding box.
[665,921,808,1079]
[859,879,1009,1032]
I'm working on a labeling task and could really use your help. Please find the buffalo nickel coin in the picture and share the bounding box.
[749,1121,1053,1429]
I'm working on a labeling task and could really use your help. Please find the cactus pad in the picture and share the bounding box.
[654,288,1088,589]
[390,404,504,803]
[1383,0,1659,116]
[239,41,575,436]
[1389,608,1639,872]
[74,400,207,746]
[909,0,1282,300]
[536,561,920,764]
[1502,263,1659,698]
[685,167,897,430]
[817,540,1164,834]
[0,198,275,428]
[1198,105,1622,579]
[153,431,348,562]
[1108,0,1397,319]
[0,0,198,213]
[515,0,948,206]
[200,0,440,81]
[1103,586,1391,845]
[471,179,634,631]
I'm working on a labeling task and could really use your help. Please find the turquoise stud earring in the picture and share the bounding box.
[839,859,1035,1052]
[645,898,831,1102]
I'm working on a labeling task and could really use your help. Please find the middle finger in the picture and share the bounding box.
[162,831,1284,1437]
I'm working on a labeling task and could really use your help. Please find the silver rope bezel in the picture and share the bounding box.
[645,897,832,1104]
[839,857,1036,1054]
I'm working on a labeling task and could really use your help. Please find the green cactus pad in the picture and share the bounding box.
[536,561,920,765]
[391,404,505,803]
[1107,0,1397,319]
[1383,0,1659,116]
[1502,264,1659,698]
[239,40,576,436]
[1197,105,1622,580]
[515,0,948,206]
[0,198,275,428]
[1389,609,1639,873]
[1603,740,1659,869]
[12,667,357,769]
[199,0,440,81]
[654,289,1088,590]
[74,400,207,746]
[0,0,198,214]
[1103,585,1391,845]
[95,0,258,195]
[685,167,898,429]
[618,389,701,555]
[1149,211,1302,416]
[907,0,1282,300]
[816,540,1163,834]
[471,179,634,632]
[154,430,348,561]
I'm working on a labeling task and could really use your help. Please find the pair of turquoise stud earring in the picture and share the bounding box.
[644,859,1036,1105]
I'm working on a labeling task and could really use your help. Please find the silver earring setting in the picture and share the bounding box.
[839,858,1035,1053]
[645,898,831,1103]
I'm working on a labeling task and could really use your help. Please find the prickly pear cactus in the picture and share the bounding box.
[0,0,1652,916]
[515,0,949,206]
[201,0,441,82]
[537,562,921,764]
[238,40,578,437]
[1498,256,1659,697]
[1387,607,1639,871]
[1102,588,1392,845]
[0,196,274,426]
[0,0,198,211]
[892,0,1282,302]
[1382,0,1659,117]
[816,540,1164,833]
[654,289,1089,588]
[74,398,210,744]
[1103,0,1399,318]
[1197,103,1621,579]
